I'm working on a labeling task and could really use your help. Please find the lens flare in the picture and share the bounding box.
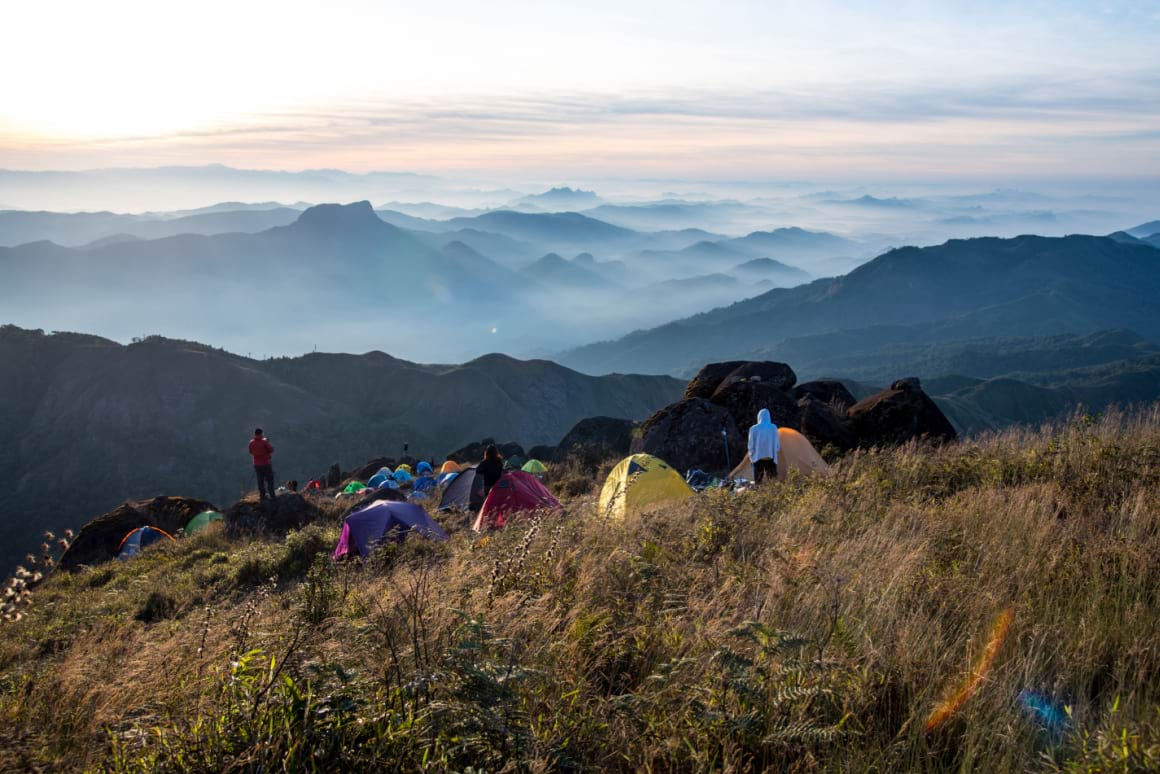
[925,607,1014,732]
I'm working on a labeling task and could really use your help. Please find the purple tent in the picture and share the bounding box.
[332,501,448,560]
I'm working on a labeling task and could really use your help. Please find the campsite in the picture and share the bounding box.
[1,361,1157,772]
[4,4,1159,769]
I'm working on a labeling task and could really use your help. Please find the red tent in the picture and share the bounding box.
[473,471,562,531]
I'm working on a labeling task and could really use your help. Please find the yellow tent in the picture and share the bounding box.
[598,453,694,520]
[440,460,462,474]
[729,427,829,481]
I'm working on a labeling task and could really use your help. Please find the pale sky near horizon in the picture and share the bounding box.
[2,0,1158,181]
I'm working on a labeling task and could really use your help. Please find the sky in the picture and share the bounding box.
[1,0,1159,182]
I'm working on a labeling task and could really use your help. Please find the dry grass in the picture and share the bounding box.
[0,407,1157,771]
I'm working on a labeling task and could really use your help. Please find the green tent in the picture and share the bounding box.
[185,510,224,535]
[521,459,548,474]
[343,481,367,494]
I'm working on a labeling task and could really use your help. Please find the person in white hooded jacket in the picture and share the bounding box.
[747,408,780,483]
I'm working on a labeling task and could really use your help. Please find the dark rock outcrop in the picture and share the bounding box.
[556,416,637,460]
[447,438,525,464]
[59,496,216,571]
[630,398,744,473]
[683,361,749,400]
[793,379,857,410]
[326,464,342,488]
[848,379,958,447]
[350,457,394,483]
[526,445,557,462]
[712,361,798,394]
[797,396,857,452]
[225,493,328,536]
[710,381,802,434]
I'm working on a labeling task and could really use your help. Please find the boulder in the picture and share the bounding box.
[59,496,217,571]
[683,361,749,400]
[326,463,342,488]
[713,361,798,394]
[797,396,857,452]
[526,445,557,463]
[793,380,857,411]
[447,438,525,464]
[350,456,394,483]
[847,379,958,447]
[710,380,802,434]
[630,398,744,474]
[556,416,637,459]
[225,493,328,536]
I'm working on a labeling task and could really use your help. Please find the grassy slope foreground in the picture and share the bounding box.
[1,410,1158,771]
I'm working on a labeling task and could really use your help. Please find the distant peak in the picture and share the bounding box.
[294,201,384,231]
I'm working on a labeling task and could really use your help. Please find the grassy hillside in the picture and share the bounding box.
[1,408,1157,771]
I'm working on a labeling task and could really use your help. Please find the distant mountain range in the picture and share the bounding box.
[561,234,1160,376]
[0,202,828,359]
[0,205,302,247]
[0,325,682,568]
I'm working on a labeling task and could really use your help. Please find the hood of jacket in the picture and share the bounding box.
[756,408,772,425]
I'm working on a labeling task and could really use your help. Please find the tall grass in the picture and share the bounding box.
[0,407,1157,771]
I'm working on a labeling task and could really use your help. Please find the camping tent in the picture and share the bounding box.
[598,453,694,520]
[414,475,437,492]
[117,526,176,560]
[473,471,562,531]
[366,467,393,489]
[342,480,368,495]
[521,459,548,474]
[504,455,526,471]
[185,510,223,535]
[416,461,434,475]
[392,468,413,483]
[395,464,413,474]
[332,501,448,560]
[436,471,459,487]
[440,460,461,474]
[438,465,485,511]
[729,428,829,481]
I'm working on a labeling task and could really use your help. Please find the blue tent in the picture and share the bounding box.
[392,468,413,483]
[416,461,434,475]
[436,471,459,487]
[367,467,393,489]
[118,526,176,560]
[332,501,447,559]
[414,475,437,492]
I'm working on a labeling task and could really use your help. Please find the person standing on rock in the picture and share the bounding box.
[477,444,505,499]
[748,409,780,484]
[249,428,276,501]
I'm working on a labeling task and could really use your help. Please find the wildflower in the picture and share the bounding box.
[57,539,69,551]
[64,529,75,539]
[43,531,55,542]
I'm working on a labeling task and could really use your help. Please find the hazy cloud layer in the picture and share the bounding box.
[2,1,1157,179]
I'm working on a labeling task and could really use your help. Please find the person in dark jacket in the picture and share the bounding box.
[476,444,505,498]
[248,428,276,501]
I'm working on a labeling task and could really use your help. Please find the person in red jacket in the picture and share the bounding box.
[249,428,276,501]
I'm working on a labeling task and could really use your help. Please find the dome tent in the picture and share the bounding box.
[438,465,485,512]
[416,461,434,475]
[473,471,562,531]
[332,501,447,560]
[342,480,368,495]
[521,459,548,475]
[439,460,462,475]
[117,526,176,560]
[366,467,393,489]
[184,510,223,535]
[598,453,694,521]
[729,427,829,481]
